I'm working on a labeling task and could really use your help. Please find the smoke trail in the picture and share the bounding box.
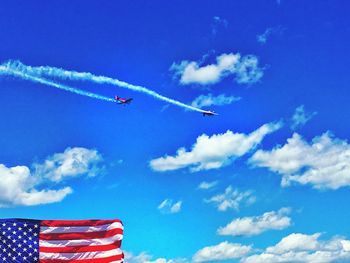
[0,65,115,103]
[2,60,206,113]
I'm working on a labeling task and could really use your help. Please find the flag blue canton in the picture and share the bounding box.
[0,219,40,263]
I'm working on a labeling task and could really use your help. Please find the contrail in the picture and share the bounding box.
[0,65,115,103]
[1,60,206,113]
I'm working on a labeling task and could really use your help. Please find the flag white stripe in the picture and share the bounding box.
[40,222,123,234]
[39,234,123,247]
[40,248,122,260]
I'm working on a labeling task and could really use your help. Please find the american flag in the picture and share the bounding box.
[0,218,124,263]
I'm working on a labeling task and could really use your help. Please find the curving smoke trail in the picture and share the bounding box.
[0,65,115,103]
[1,60,206,113]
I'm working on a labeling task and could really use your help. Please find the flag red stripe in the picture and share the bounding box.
[39,253,124,263]
[40,241,122,253]
[41,219,122,227]
[40,228,123,240]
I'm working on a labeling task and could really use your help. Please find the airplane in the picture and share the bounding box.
[115,95,133,105]
[202,110,218,117]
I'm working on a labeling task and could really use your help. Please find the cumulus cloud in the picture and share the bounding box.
[191,93,241,109]
[193,241,252,262]
[291,105,317,130]
[124,251,188,263]
[150,121,282,172]
[158,199,182,214]
[124,251,151,263]
[170,53,263,85]
[257,26,285,44]
[241,233,350,263]
[218,207,291,236]
[250,132,350,189]
[205,186,256,212]
[0,164,72,207]
[235,55,264,84]
[0,147,103,207]
[33,147,103,182]
[198,181,218,190]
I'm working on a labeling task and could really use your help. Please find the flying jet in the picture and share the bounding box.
[115,95,133,105]
[202,110,218,117]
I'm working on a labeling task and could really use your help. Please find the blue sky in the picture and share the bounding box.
[1,0,350,262]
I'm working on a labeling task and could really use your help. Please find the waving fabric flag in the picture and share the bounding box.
[0,218,124,263]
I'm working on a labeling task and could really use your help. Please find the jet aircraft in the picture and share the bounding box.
[202,110,218,116]
[115,95,133,105]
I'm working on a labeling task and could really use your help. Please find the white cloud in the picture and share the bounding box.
[0,164,71,207]
[170,53,263,85]
[211,16,228,36]
[124,251,152,263]
[0,147,103,207]
[198,181,218,190]
[235,55,264,84]
[291,105,317,130]
[150,121,282,172]
[205,186,256,212]
[158,199,182,214]
[125,251,188,263]
[250,132,350,189]
[257,26,285,44]
[147,259,188,263]
[218,207,291,236]
[257,28,273,44]
[33,147,103,182]
[265,233,321,255]
[191,93,241,109]
[193,241,252,262]
[241,233,350,263]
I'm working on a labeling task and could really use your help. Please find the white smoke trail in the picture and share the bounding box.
[0,65,115,103]
[2,60,206,113]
